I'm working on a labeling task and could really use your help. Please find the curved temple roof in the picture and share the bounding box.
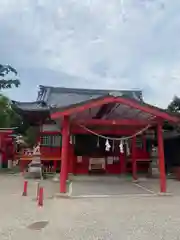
[12,85,180,124]
[12,100,49,112]
[36,85,143,110]
[12,85,143,112]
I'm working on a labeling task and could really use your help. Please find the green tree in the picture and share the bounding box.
[0,94,22,128]
[0,64,20,89]
[167,96,180,113]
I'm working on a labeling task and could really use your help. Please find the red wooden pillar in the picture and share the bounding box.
[157,123,166,193]
[60,115,70,193]
[132,136,137,180]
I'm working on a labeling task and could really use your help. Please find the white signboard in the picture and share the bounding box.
[89,158,105,170]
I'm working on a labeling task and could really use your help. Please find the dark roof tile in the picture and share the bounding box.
[37,85,143,109]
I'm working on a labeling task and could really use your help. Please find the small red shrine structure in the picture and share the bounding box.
[0,128,15,168]
[13,86,180,194]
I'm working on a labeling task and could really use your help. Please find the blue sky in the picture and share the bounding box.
[0,0,180,107]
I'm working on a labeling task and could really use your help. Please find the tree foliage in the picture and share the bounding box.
[0,70,37,147]
[0,94,37,147]
[0,94,22,128]
[167,96,180,113]
[0,64,20,89]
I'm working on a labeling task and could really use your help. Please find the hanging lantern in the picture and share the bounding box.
[119,140,124,153]
[105,139,111,151]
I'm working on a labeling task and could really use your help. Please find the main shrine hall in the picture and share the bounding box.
[13,85,180,194]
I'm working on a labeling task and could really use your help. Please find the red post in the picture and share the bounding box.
[22,180,28,196]
[157,123,166,193]
[38,187,43,207]
[60,115,70,193]
[132,136,137,181]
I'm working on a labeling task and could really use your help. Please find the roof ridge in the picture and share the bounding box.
[38,85,142,93]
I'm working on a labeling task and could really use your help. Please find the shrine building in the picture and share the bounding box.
[13,85,180,194]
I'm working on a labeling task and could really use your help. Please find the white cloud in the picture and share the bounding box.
[0,0,180,107]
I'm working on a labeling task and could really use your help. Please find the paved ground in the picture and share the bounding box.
[71,176,155,196]
[71,180,150,196]
[1,174,180,239]
[70,175,180,197]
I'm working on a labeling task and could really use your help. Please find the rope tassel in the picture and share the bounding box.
[119,140,124,153]
[126,140,130,156]
[105,139,111,152]
[77,119,155,145]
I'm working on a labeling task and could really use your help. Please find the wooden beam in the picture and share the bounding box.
[39,128,140,135]
[51,96,180,123]
[72,119,155,126]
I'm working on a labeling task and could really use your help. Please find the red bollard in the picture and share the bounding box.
[38,187,43,207]
[22,180,28,196]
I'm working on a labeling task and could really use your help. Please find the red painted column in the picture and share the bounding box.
[157,123,166,193]
[132,136,137,181]
[60,115,70,193]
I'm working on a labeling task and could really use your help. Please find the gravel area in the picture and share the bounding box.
[0,175,180,239]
